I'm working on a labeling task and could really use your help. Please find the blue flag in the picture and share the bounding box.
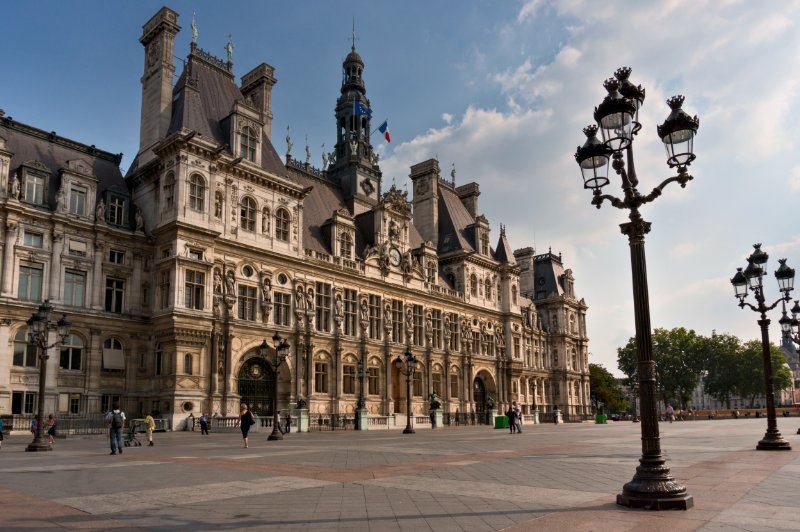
[354,102,372,117]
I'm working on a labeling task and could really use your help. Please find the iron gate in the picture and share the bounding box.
[238,358,274,417]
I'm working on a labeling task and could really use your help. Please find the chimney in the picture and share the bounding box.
[410,158,440,247]
[241,63,277,140]
[456,182,480,218]
[137,7,180,166]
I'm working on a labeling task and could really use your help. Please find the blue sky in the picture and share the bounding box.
[4,1,800,375]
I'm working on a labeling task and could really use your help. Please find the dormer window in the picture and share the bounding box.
[240,126,257,162]
[24,173,46,205]
[108,196,126,226]
[275,208,290,242]
[339,232,352,259]
[480,232,489,255]
[69,186,87,215]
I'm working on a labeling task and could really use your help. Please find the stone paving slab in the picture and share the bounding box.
[0,418,798,530]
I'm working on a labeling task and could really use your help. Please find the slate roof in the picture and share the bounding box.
[494,229,516,265]
[438,186,477,254]
[1,117,123,207]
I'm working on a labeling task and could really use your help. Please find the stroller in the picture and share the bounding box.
[124,420,142,447]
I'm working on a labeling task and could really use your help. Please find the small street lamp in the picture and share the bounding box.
[575,67,699,510]
[260,332,291,441]
[730,244,793,449]
[26,300,71,452]
[394,347,417,434]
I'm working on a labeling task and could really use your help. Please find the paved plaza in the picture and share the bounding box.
[0,418,799,531]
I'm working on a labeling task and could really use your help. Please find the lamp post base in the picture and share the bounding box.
[26,438,53,452]
[756,430,791,450]
[402,427,415,434]
[616,456,693,510]
[267,427,284,441]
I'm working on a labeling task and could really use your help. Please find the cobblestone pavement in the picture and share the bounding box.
[0,418,798,531]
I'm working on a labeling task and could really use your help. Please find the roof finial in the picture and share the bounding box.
[305,135,311,164]
[285,125,292,156]
[500,223,506,236]
[225,34,234,64]
[351,17,357,51]
[191,11,199,44]
[451,162,456,186]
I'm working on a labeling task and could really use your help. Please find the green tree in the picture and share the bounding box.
[736,340,793,406]
[589,363,628,413]
[700,333,742,408]
[616,327,705,409]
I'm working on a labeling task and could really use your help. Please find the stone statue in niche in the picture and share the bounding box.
[55,183,67,212]
[214,193,223,218]
[443,313,452,340]
[262,208,270,233]
[135,207,144,232]
[11,175,20,199]
[295,286,306,311]
[305,287,315,313]
[225,270,236,295]
[95,199,105,222]
[213,269,223,294]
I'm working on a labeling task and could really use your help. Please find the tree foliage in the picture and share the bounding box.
[699,333,741,408]
[736,340,793,405]
[589,363,628,413]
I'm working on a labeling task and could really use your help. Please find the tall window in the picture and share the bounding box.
[343,289,357,336]
[275,208,290,241]
[18,263,43,301]
[391,300,404,343]
[426,261,436,284]
[105,278,124,313]
[514,337,521,358]
[480,232,489,255]
[59,334,83,370]
[413,370,422,397]
[450,373,459,399]
[154,344,163,376]
[102,337,124,372]
[238,285,257,320]
[315,282,332,332]
[448,313,459,351]
[240,126,257,162]
[343,364,356,394]
[108,196,125,225]
[470,275,478,297]
[368,295,382,340]
[512,285,518,305]
[240,197,257,232]
[432,372,442,395]
[412,304,424,346]
[188,174,206,211]
[314,362,328,393]
[159,270,170,309]
[185,270,204,310]
[13,329,37,367]
[339,232,353,259]
[273,292,291,326]
[25,173,45,204]
[184,353,193,375]
[164,173,175,208]
[368,367,379,395]
[70,186,86,215]
[431,310,442,349]
[64,270,86,307]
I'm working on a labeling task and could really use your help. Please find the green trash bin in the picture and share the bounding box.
[595,414,607,424]
[495,416,509,429]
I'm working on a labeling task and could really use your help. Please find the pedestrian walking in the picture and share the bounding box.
[506,406,517,434]
[104,403,126,455]
[513,401,522,434]
[31,415,38,435]
[284,413,291,434]
[239,404,254,448]
[144,411,156,446]
[666,404,674,423]
[553,407,559,425]
[0,416,4,449]
[46,414,57,445]
[199,413,209,435]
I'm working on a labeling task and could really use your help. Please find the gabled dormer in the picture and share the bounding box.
[465,214,491,257]
[322,208,356,261]
[222,99,263,166]
[56,158,98,220]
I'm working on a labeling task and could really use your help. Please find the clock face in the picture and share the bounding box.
[389,247,401,266]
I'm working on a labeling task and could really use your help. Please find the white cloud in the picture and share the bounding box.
[789,166,800,192]
[441,113,453,124]
[517,0,546,23]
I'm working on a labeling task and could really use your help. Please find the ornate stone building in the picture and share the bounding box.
[0,7,590,426]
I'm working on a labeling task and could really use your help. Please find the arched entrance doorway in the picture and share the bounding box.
[473,371,497,425]
[474,378,486,423]
[238,358,274,417]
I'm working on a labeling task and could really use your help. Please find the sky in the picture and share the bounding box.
[3,1,800,376]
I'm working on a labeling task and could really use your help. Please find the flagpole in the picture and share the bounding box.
[370,118,388,137]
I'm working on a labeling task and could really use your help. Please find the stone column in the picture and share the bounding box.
[1,221,19,295]
[48,233,64,301]
[91,240,104,309]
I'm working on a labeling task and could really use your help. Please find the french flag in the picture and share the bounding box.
[378,120,391,143]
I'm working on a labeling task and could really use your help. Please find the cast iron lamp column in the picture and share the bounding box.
[782,300,800,433]
[26,300,71,452]
[395,347,417,434]
[574,67,699,510]
[731,245,793,449]
[260,333,290,441]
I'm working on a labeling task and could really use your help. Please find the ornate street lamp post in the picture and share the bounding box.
[575,67,699,510]
[731,244,794,449]
[356,355,366,430]
[394,347,417,434]
[782,300,800,434]
[26,300,71,452]
[260,332,290,441]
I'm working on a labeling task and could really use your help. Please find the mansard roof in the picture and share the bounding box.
[1,116,123,206]
[494,226,516,265]
[138,46,287,179]
[534,250,567,298]
[438,185,477,254]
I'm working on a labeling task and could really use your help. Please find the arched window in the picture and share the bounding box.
[240,197,257,232]
[60,334,83,371]
[13,329,37,367]
[188,174,206,212]
[470,275,478,297]
[512,285,518,305]
[184,353,193,375]
[339,232,352,258]
[164,172,175,208]
[240,126,257,162]
[102,337,124,372]
[275,208,290,242]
